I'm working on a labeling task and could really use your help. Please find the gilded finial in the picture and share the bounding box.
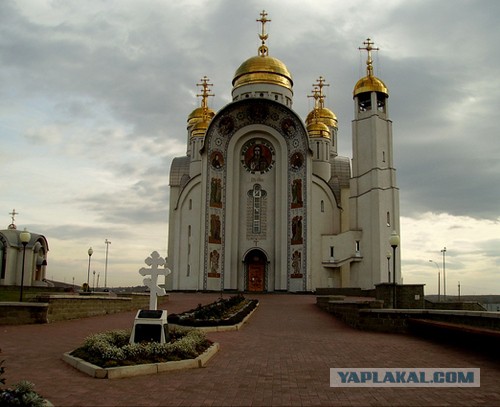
[8,208,18,229]
[257,10,271,57]
[359,38,379,77]
[308,77,330,120]
[196,76,214,119]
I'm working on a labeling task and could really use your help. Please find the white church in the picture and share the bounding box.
[167,11,400,293]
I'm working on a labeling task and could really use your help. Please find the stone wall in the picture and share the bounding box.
[317,296,500,334]
[0,302,48,324]
[0,293,168,324]
[425,300,486,311]
[315,284,425,309]
[38,295,133,322]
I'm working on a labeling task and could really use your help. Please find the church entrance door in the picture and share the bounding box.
[245,249,267,292]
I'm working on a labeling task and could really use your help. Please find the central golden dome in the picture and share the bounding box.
[232,55,293,91]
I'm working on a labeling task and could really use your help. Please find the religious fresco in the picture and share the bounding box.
[241,139,275,174]
[208,249,220,277]
[290,151,303,171]
[291,179,303,208]
[209,214,221,244]
[210,177,222,207]
[291,250,303,278]
[210,151,224,170]
[291,215,303,245]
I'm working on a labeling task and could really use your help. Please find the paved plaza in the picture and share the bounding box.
[1,293,499,406]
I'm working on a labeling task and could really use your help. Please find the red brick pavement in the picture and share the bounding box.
[1,292,499,406]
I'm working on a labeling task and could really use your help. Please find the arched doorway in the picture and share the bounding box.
[244,249,267,292]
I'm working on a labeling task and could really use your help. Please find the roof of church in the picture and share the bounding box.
[232,11,293,92]
[353,38,388,97]
[0,229,49,250]
[169,156,190,187]
[328,156,351,207]
[232,55,293,91]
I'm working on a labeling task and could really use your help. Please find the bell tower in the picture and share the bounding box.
[350,39,401,288]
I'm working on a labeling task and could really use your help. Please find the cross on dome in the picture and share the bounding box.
[196,76,214,111]
[308,77,330,121]
[257,10,271,56]
[8,208,18,229]
[359,38,379,77]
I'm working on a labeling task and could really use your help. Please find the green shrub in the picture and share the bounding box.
[71,327,212,368]
[0,350,45,407]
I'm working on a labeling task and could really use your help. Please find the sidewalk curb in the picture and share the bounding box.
[62,342,220,379]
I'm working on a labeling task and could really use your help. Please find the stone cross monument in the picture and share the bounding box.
[139,251,171,310]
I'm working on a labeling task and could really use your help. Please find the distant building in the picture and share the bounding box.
[0,219,49,288]
[167,12,401,292]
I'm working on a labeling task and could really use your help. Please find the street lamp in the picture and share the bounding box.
[104,239,111,288]
[19,228,31,302]
[429,260,441,302]
[389,231,400,308]
[86,247,93,292]
[386,250,392,283]
[92,270,96,292]
[441,247,447,300]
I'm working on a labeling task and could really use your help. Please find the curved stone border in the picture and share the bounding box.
[169,301,259,332]
[62,343,219,379]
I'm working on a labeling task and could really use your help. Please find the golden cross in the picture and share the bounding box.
[313,76,329,109]
[359,38,379,76]
[257,10,271,56]
[9,208,18,225]
[196,76,214,112]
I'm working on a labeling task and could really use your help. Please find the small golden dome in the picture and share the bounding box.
[191,118,210,138]
[307,121,331,139]
[232,55,293,91]
[353,75,388,97]
[306,107,337,128]
[187,107,215,127]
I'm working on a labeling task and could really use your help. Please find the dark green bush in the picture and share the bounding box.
[0,350,45,407]
[168,295,258,327]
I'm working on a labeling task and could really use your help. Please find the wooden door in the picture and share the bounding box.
[248,263,265,291]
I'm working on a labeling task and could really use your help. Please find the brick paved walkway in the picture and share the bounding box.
[1,293,499,406]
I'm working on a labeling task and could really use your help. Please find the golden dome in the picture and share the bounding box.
[353,75,388,97]
[187,106,215,127]
[232,55,293,91]
[354,38,388,97]
[306,107,337,128]
[307,121,331,139]
[191,118,210,138]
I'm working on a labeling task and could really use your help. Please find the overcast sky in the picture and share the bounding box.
[1,0,499,295]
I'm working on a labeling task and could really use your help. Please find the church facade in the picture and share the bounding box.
[167,12,400,293]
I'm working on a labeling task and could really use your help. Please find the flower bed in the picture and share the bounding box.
[70,327,212,368]
[167,294,258,327]
[1,352,47,407]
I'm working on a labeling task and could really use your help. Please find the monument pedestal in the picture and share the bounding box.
[130,309,169,344]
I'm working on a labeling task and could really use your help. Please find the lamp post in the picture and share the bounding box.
[104,239,111,288]
[386,251,392,283]
[19,228,31,302]
[441,247,447,300]
[92,270,96,292]
[429,260,441,302]
[86,247,93,292]
[389,231,400,308]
